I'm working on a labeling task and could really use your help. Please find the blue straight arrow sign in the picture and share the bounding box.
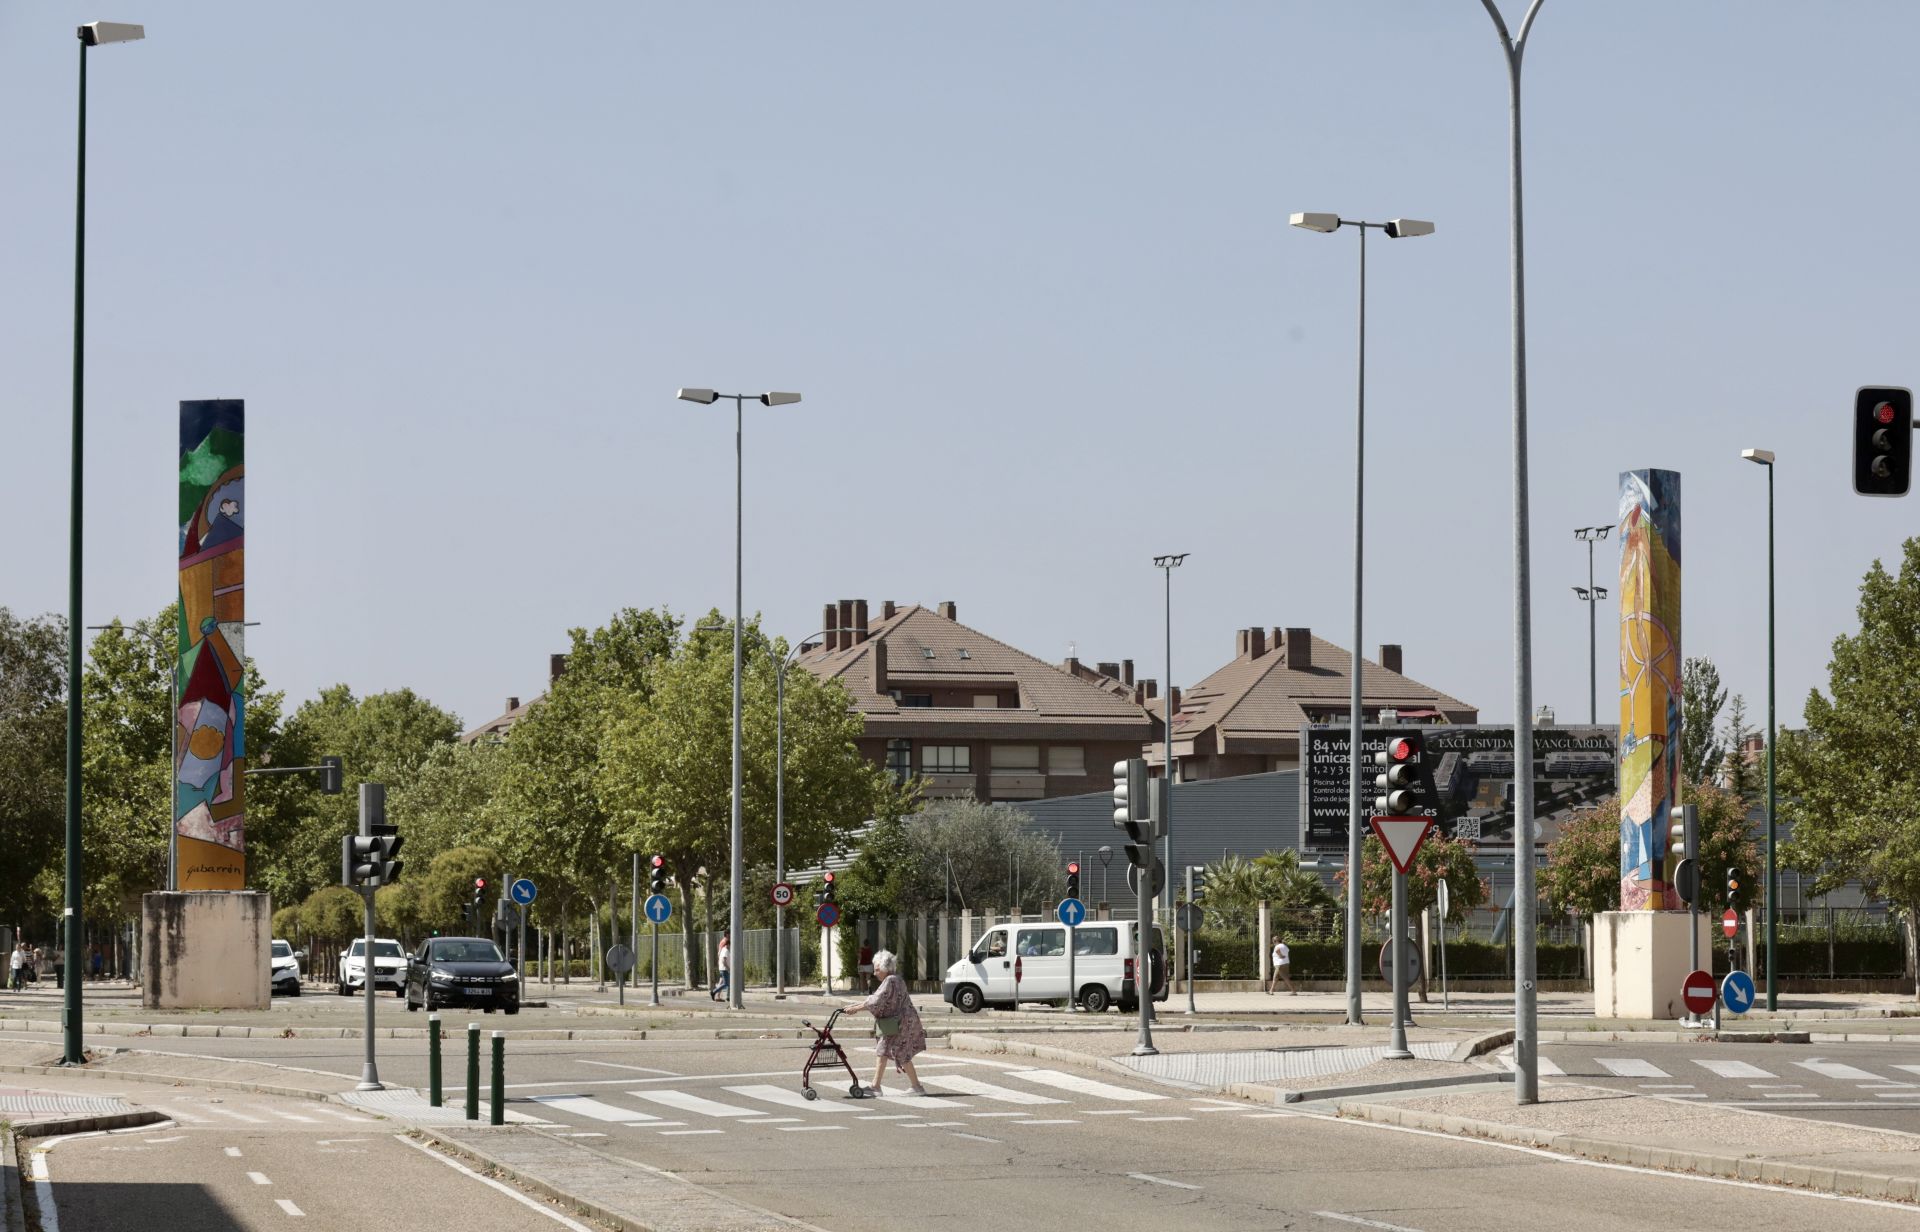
[644,893,673,924]
[1057,898,1086,928]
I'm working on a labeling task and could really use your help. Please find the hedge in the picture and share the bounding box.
[1192,930,1583,980]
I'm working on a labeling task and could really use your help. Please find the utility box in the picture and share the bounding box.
[141,890,270,1010]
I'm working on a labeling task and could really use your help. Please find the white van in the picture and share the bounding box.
[941,920,1167,1014]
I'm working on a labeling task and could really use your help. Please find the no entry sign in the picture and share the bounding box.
[1722,908,1739,939]
[1681,969,1716,1016]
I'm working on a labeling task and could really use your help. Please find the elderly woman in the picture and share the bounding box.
[841,949,927,1096]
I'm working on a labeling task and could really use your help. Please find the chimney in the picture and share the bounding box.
[838,600,855,649]
[1063,656,1082,675]
[1248,627,1267,658]
[937,601,957,621]
[1097,661,1119,679]
[1270,627,1285,653]
[1142,678,1158,700]
[1286,628,1312,669]
[505,696,520,713]
[822,603,839,651]
[872,639,889,695]
[853,600,869,646]
[1236,630,1251,658]
[882,600,897,620]
[1169,687,1182,717]
[1379,643,1403,675]
[1121,659,1134,685]
[548,653,569,684]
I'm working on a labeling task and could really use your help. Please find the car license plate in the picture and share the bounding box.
[463,987,489,996]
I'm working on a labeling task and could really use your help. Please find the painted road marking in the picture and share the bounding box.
[143,1136,185,1144]
[659,1129,725,1136]
[262,1108,318,1123]
[1638,1084,1696,1090]
[1694,1059,1774,1079]
[149,1105,208,1123]
[276,1199,305,1217]
[224,1147,243,1157]
[1315,1213,1425,1232]
[1894,1065,1920,1079]
[1007,1069,1165,1101]
[967,1112,1035,1118]
[952,1132,1001,1143]
[1498,1054,1565,1077]
[858,1114,919,1120]
[1596,1058,1669,1079]
[527,1095,667,1124]
[310,1107,374,1122]
[578,1060,678,1075]
[921,1074,1066,1105]
[740,1117,803,1125]
[779,1125,844,1132]
[727,1083,859,1113]
[1130,1116,1193,1122]
[247,1172,272,1185]
[204,1106,266,1123]
[1127,1173,1200,1191]
[1794,1060,1882,1082]
[631,1090,761,1118]
[395,1134,594,1230]
[1009,1118,1080,1126]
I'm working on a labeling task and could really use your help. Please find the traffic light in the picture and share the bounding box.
[1726,868,1741,908]
[1066,861,1081,900]
[472,877,488,911]
[1668,804,1696,864]
[1111,759,1153,857]
[1373,732,1426,815]
[319,755,343,795]
[365,820,403,886]
[650,855,667,894]
[1854,386,1912,497]
[815,871,837,905]
[1189,866,1210,903]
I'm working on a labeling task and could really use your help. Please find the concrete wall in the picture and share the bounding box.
[141,891,270,1010]
[1593,910,1712,1020]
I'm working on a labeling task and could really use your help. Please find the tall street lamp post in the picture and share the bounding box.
[1742,447,1777,1011]
[65,18,145,1068]
[676,388,802,1010]
[1289,211,1435,1026]
[776,629,835,999]
[1572,524,1611,724]
[1151,553,1187,1014]
[1477,0,1547,1104]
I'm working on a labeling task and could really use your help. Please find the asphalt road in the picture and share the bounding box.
[1530,1039,1920,1131]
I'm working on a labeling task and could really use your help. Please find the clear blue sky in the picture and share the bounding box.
[5,2,1915,736]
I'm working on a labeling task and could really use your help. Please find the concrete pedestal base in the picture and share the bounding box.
[141,890,271,1010]
[1592,910,1713,1020]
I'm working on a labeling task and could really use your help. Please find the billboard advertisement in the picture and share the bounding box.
[1301,724,1617,852]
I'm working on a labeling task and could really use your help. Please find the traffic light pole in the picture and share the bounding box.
[1133,847,1156,1056]
[356,783,384,1091]
[1388,869,1412,1059]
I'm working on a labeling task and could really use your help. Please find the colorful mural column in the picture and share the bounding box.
[175,400,247,891]
[1618,468,1681,910]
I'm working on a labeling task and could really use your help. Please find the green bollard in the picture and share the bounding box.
[428,1014,442,1107]
[465,1022,479,1121]
[490,1031,505,1126]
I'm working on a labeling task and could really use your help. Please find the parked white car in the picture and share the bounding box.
[270,938,301,996]
[337,937,407,996]
[941,920,1166,1014]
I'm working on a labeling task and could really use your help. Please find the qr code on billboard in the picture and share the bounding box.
[1453,816,1481,841]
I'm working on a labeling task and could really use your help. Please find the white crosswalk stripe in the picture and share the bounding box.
[1596,1058,1669,1078]
[727,1084,859,1113]
[1693,1059,1773,1079]
[263,1107,319,1123]
[1498,1054,1565,1076]
[203,1105,267,1123]
[630,1090,762,1119]
[1794,1060,1883,1082]
[921,1075,1065,1105]
[1005,1069,1165,1101]
[311,1107,374,1123]
[1892,1065,1920,1079]
[527,1096,669,1124]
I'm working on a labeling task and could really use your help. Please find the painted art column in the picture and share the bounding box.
[1617,469,1680,910]
[175,399,247,891]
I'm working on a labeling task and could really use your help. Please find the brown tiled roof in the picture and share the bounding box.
[1175,634,1475,747]
[797,604,1154,737]
[460,694,542,745]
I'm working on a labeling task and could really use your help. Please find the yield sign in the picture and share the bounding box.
[1370,816,1436,874]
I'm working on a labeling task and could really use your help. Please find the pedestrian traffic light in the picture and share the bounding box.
[1111,758,1153,851]
[319,755,343,795]
[815,871,837,905]
[1373,732,1426,815]
[1066,861,1081,900]
[1854,386,1912,497]
[650,855,667,894]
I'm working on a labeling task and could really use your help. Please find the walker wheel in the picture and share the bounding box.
[850,1082,865,1099]
[801,1086,818,1101]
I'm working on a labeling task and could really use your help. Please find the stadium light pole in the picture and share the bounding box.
[1572,524,1611,724]
[1742,447,1777,1011]
[65,18,145,1068]
[1289,211,1434,1026]
[676,388,802,1010]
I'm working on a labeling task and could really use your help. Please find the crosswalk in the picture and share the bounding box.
[1504,1051,1920,1108]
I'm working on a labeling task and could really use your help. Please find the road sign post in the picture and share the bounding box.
[1681,969,1716,1018]
[1436,878,1451,1011]
[644,892,671,1007]
[1059,897,1086,1012]
[1370,810,1436,1055]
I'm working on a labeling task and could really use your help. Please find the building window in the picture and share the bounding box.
[885,740,912,784]
[990,744,1039,772]
[923,745,970,774]
[1049,746,1085,776]
[891,690,932,707]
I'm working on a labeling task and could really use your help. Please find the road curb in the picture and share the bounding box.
[0,1059,351,1106]
[1335,1100,1920,1203]
[11,1109,169,1140]
[1,1119,22,1232]
[1535,1028,1814,1045]
[943,1032,1151,1084]
[1450,1029,1513,1061]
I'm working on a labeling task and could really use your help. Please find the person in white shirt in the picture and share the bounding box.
[1265,937,1295,994]
[9,942,28,991]
[710,935,731,1001]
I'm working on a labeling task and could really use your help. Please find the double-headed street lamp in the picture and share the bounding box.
[1289,211,1435,1027]
[65,19,145,1069]
[1572,525,1611,725]
[1741,447,1778,1012]
[676,388,802,1010]
[775,628,836,998]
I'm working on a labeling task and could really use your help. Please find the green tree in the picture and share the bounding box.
[0,608,66,923]
[1680,656,1729,785]
[1542,779,1761,917]
[1722,694,1759,803]
[386,740,508,872]
[891,799,1065,915]
[1780,537,1920,993]
[415,846,503,935]
[299,886,364,981]
[1194,851,1336,937]
[1339,830,1486,1000]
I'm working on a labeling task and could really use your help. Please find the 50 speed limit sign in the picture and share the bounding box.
[770,882,795,907]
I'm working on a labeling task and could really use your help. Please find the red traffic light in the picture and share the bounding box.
[1387,736,1417,761]
[474,878,487,889]
[651,855,665,868]
[1878,401,1898,425]
[1067,861,1080,875]
[822,871,835,883]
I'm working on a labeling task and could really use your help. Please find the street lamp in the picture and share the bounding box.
[1477,0,1547,1104]
[1289,211,1435,1027]
[1572,524,1611,724]
[64,18,145,1069]
[1151,553,1189,1014]
[776,628,836,998]
[1742,446,1777,1011]
[675,388,800,1010]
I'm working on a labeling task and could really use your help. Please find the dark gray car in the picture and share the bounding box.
[404,936,519,1014]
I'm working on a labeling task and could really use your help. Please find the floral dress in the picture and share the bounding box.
[861,973,927,1062]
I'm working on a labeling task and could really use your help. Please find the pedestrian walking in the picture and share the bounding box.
[90,944,104,981]
[9,941,27,992]
[710,934,730,1001]
[51,944,64,990]
[842,950,927,1096]
[858,941,874,990]
[1265,937,1295,995]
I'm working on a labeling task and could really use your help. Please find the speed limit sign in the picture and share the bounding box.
[770,882,795,908]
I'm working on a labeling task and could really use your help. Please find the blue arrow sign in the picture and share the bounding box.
[644,893,673,924]
[1057,897,1086,927]
[1721,969,1756,1015]
[510,878,537,906]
